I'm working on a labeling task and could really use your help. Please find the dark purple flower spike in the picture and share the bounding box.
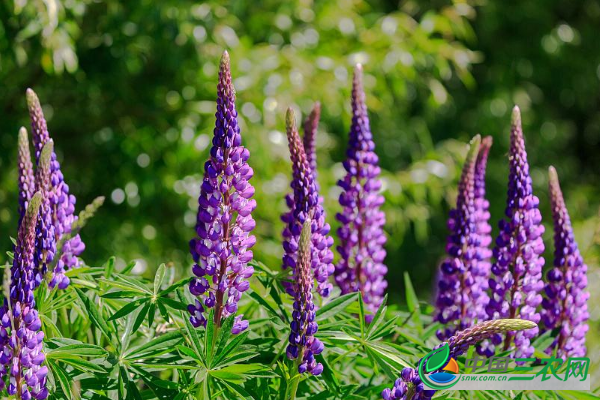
[541,166,589,359]
[187,51,256,334]
[486,106,544,358]
[334,64,387,317]
[0,192,49,399]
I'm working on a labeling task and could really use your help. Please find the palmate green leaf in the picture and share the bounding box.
[158,277,192,296]
[248,291,287,324]
[366,294,388,337]
[154,263,166,294]
[47,359,73,399]
[213,330,249,367]
[101,290,144,299]
[316,291,358,320]
[124,330,183,359]
[159,297,188,311]
[54,356,107,374]
[46,340,108,357]
[127,380,143,400]
[403,272,423,334]
[74,287,113,341]
[108,298,148,321]
[220,380,259,400]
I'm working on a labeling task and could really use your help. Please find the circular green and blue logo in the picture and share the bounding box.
[418,344,460,390]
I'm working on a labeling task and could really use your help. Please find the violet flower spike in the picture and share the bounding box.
[286,219,324,376]
[33,142,55,289]
[334,64,387,316]
[435,135,484,339]
[0,192,49,399]
[26,89,84,290]
[281,108,334,298]
[541,166,589,359]
[486,106,544,358]
[187,51,256,334]
[17,127,35,225]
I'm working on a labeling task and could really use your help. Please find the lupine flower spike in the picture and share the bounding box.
[286,219,324,375]
[187,51,256,334]
[32,141,55,289]
[26,89,85,290]
[334,64,387,317]
[0,191,49,399]
[302,102,321,177]
[541,166,589,359]
[282,109,334,299]
[473,136,493,307]
[281,102,322,270]
[435,135,488,338]
[17,128,35,225]
[382,319,537,400]
[486,106,544,358]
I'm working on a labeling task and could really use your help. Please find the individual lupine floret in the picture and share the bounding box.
[187,51,256,334]
[486,106,544,358]
[17,128,35,225]
[382,319,537,400]
[0,192,48,399]
[286,219,324,375]
[334,65,387,316]
[435,135,487,339]
[541,166,589,359]
[282,109,334,298]
[26,89,84,289]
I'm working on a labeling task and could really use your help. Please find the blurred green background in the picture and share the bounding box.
[0,0,598,374]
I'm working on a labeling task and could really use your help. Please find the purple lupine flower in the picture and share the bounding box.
[541,166,589,359]
[187,51,256,333]
[435,135,487,339]
[286,219,324,375]
[17,128,35,225]
[32,142,55,289]
[26,89,84,289]
[473,136,493,300]
[486,106,544,358]
[382,319,537,400]
[282,109,334,299]
[334,65,387,316]
[0,191,49,399]
[302,102,321,177]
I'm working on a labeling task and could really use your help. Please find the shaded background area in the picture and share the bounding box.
[0,0,598,372]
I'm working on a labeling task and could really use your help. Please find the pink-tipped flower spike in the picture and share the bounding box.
[541,166,589,359]
[282,109,334,299]
[435,136,486,339]
[17,128,35,225]
[334,65,387,317]
[26,89,84,290]
[302,102,321,177]
[486,107,544,358]
[187,51,256,333]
